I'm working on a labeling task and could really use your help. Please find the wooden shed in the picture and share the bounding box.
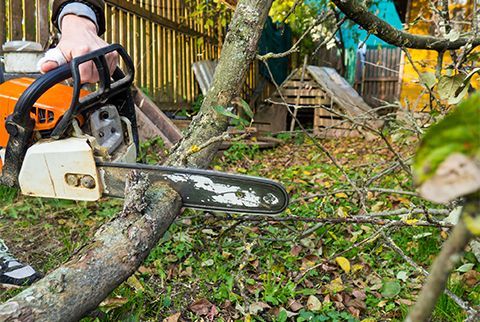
[256,66,381,137]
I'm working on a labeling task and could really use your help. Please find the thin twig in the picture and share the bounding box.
[201,212,453,228]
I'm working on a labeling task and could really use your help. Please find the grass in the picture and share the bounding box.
[1,136,478,321]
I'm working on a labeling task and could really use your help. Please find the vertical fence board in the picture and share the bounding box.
[25,0,36,41]
[10,0,23,40]
[0,1,6,51]
[36,0,49,46]
[356,48,401,107]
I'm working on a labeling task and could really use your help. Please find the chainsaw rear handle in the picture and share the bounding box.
[1,44,137,187]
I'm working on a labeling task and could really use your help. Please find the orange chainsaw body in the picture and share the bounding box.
[0,77,89,148]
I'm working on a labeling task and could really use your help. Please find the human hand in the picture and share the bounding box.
[40,15,118,83]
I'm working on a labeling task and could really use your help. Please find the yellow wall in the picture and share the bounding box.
[400,0,477,110]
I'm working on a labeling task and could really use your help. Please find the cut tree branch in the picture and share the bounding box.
[331,0,480,51]
[0,177,182,321]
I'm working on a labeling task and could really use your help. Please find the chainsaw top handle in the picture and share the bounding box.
[10,44,134,139]
[1,44,136,187]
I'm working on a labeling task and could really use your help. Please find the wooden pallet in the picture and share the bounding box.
[271,70,331,107]
[313,105,360,137]
[264,66,380,136]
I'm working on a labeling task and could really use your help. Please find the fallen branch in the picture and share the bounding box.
[0,176,182,321]
[204,212,453,228]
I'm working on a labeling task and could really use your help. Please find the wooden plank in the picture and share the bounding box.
[272,96,329,106]
[253,103,287,133]
[10,0,23,40]
[0,1,6,51]
[25,0,36,41]
[314,127,360,138]
[133,87,183,144]
[140,17,146,88]
[133,4,141,88]
[280,88,327,97]
[314,117,342,129]
[135,107,174,146]
[152,23,158,100]
[283,80,320,88]
[105,5,112,43]
[172,119,191,130]
[36,0,48,45]
[119,9,127,70]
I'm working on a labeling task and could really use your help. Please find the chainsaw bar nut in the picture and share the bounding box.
[81,175,96,189]
[65,173,80,187]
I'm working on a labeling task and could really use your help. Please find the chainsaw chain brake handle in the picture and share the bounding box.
[1,44,137,187]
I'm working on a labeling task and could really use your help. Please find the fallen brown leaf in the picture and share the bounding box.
[163,312,181,322]
[189,298,213,316]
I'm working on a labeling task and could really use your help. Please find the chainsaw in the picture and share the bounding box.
[0,44,288,214]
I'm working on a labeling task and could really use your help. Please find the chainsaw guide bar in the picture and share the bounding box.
[98,162,289,214]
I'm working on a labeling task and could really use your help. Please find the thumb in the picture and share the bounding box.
[40,61,59,74]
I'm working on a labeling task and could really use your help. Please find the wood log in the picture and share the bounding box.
[0,176,182,322]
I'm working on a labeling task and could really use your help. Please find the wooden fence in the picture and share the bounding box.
[0,0,50,46]
[0,0,262,111]
[354,47,403,108]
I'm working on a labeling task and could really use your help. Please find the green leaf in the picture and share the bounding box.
[238,98,254,119]
[277,309,288,322]
[396,271,408,282]
[381,280,401,298]
[213,105,240,120]
[457,263,475,273]
[448,84,469,105]
[437,74,464,101]
[420,72,436,89]
[413,93,480,183]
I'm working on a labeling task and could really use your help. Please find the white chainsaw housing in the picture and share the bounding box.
[18,137,102,201]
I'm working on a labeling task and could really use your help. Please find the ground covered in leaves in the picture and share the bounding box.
[1,134,479,321]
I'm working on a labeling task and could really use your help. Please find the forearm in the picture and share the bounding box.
[52,0,106,35]
[41,0,114,83]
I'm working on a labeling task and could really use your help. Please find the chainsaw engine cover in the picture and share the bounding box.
[18,137,101,201]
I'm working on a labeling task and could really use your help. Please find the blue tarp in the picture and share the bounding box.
[340,0,403,83]
[310,0,403,83]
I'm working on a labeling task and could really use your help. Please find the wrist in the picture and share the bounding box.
[61,14,97,33]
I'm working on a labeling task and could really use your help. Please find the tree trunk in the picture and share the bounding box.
[167,0,272,168]
[0,0,272,320]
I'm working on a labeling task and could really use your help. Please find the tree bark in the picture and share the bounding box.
[331,0,480,51]
[0,0,273,320]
